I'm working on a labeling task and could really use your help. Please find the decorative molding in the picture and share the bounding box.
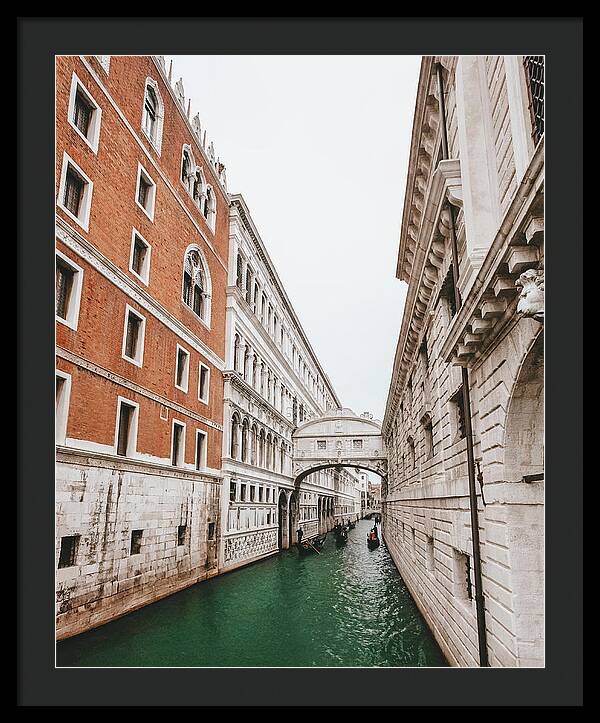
[56,346,223,432]
[56,217,225,371]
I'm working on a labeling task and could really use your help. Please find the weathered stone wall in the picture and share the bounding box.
[56,450,221,640]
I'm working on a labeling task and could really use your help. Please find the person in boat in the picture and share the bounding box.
[297,528,304,545]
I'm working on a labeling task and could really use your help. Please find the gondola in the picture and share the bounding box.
[334,526,348,545]
[367,529,380,550]
[347,520,356,530]
[298,535,326,555]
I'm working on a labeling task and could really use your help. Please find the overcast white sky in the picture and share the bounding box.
[167,55,420,421]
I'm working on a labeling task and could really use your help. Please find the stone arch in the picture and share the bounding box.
[503,331,544,483]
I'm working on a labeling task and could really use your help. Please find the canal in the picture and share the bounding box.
[57,519,447,667]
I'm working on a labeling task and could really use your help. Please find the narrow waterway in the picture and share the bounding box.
[57,519,447,667]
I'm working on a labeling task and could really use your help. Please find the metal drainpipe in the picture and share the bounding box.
[435,62,490,667]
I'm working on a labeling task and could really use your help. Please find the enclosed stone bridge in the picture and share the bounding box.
[292,408,387,484]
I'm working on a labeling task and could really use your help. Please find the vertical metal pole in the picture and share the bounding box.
[435,62,490,667]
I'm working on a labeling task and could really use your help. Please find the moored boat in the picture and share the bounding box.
[298,535,326,555]
[367,527,380,550]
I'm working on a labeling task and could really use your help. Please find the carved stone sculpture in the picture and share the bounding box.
[516,268,544,323]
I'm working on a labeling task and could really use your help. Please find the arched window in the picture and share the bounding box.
[181,146,196,194]
[230,414,240,460]
[182,247,211,325]
[204,185,216,230]
[258,429,266,468]
[241,419,249,463]
[236,253,244,290]
[243,346,250,381]
[266,433,272,470]
[250,424,258,466]
[142,79,164,154]
[245,267,253,305]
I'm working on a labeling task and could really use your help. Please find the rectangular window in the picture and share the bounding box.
[135,163,156,221]
[177,525,187,547]
[450,387,467,441]
[198,363,210,404]
[426,536,435,572]
[317,440,327,450]
[175,345,190,392]
[423,419,434,459]
[129,229,151,284]
[122,306,145,366]
[249,485,256,502]
[130,529,143,556]
[58,154,93,231]
[116,400,137,457]
[171,421,185,466]
[453,549,473,601]
[258,486,263,503]
[74,89,93,136]
[352,439,363,450]
[55,259,74,321]
[195,430,207,470]
[240,483,247,502]
[58,534,80,569]
[229,481,237,502]
[523,56,544,144]
[55,371,71,444]
[207,522,216,540]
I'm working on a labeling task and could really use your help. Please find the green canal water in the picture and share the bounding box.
[56,519,447,667]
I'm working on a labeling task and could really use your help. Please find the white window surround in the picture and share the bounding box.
[55,249,84,331]
[128,228,152,285]
[198,362,210,404]
[121,303,146,368]
[135,162,157,222]
[141,77,164,155]
[67,72,102,153]
[95,56,111,73]
[195,429,208,470]
[55,370,72,445]
[175,343,190,393]
[114,396,140,457]
[57,152,94,232]
[171,418,186,467]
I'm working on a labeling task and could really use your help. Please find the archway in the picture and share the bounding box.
[288,490,299,548]
[277,490,288,550]
[504,333,544,483]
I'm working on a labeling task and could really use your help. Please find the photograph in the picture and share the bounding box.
[51,49,548,672]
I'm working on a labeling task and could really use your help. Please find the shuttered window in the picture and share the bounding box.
[55,260,74,319]
[143,87,157,139]
[63,167,84,216]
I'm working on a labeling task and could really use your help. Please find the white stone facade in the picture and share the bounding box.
[220,196,357,570]
[382,56,544,667]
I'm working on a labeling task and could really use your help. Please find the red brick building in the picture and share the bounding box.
[55,55,229,638]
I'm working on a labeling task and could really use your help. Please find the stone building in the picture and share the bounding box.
[55,55,230,639]
[382,56,544,667]
[220,196,358,570]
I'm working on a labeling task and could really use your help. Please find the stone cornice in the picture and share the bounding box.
[229,195,341,408]
[439,139,544,365]
[56,446,223,483]
[56,217,226,372]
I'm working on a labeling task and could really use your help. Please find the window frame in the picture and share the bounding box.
[55,250,84,331]
[128,228,152,285]
[55,369,72,445]
[195,429,208,470]
[141,77,164,155]
[121,304,146,368]
[114,396,140,458]
[171,418,186,467]
[198,362,210,405]
[67,73,102,153]
[57,152,94,232]
[135,162,157,222]
[175,343,190,393]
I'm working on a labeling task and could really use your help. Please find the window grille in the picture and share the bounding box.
[451,387,467,440]
[177,525,186,546]
[183,251,206,319]
[63,168,84,216]
[73,89,93,136]
[58,535,80,569]
[56,261,74,319]
[523,56,544,144]
[130,529,143,555]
